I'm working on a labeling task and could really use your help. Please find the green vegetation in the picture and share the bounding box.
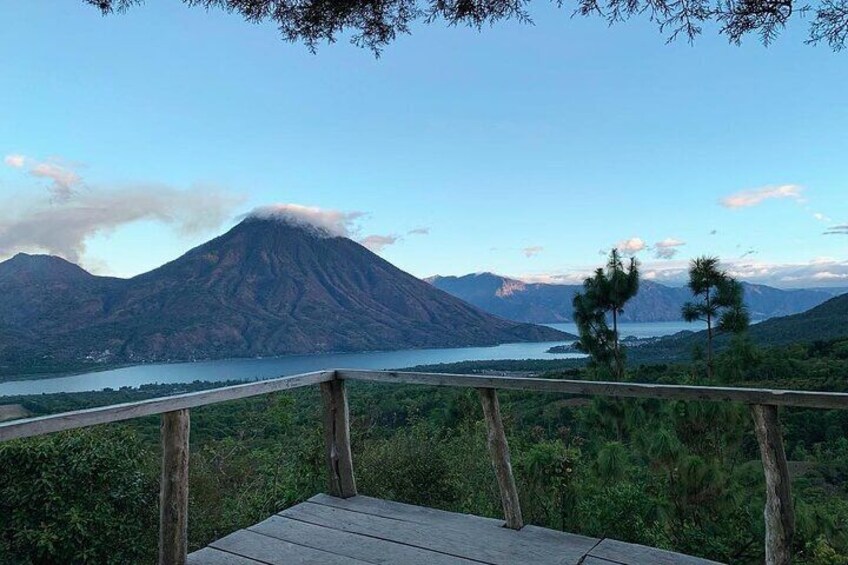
[628,292,848,366]
[0,427,158,564]
[573,249,640,378]
[0,352,106,383]
[2,338,848,563]
[681,256,750,379]
[746,293,848,346]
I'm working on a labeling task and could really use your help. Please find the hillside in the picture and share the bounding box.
[629,292,848,363]
[427,272,837,323]
[746,292,848,345]
[0,219,569,372]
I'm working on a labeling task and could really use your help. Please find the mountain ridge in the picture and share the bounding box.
[428,272,840,323]
[0,219,569,372]
[746,292,848,345]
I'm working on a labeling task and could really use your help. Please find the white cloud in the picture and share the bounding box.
[30,162,82,201]
[653,238,685,260]
[236,203,423,254]
[0,184,242,263]
[655,237,685,247]
[720,184,803,209]
[4,154,25,168]
[725,259,848,287]
[516,258,848,289]
[520,272,590,285]
[1,151,244,264]
[359,234,399,253]
[4,154,84,201]
[248,205,411,253]
[613,237,646,255]
[248,204,365,237]
[811,271,848,281]
[523,245,544,258]
[814,212,831,222]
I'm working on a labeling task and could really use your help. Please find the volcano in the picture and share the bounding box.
[0,217,569,368]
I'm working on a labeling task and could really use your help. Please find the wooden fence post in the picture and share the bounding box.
[321,379,357,498]
[751,404,795,565]
[478,387,523,530]
[159,409,190,565]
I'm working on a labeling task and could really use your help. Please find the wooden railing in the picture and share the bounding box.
[0,370,335,565]
[2,369,848,565]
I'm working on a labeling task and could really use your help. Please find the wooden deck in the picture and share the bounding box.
[188,494,721,565]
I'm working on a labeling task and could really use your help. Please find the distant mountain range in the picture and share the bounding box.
[427,272,841,324]
[0,219,568,372]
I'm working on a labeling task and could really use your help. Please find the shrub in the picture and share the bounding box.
[0,427,157,564]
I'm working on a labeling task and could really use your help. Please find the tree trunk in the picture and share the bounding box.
[706,314,713,380]
[612,306,621,380]
[612,308,621,378]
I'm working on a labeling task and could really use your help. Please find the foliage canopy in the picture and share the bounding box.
[86,0,848,52]
[681,256,750,379]
[0,427,157,564]
[573,248,639,377]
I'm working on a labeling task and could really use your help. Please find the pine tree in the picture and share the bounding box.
[572,248,640,378]
[681,257,750,379]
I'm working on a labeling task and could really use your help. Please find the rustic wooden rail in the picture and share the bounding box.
[0,370,334,442]
[3,368,848,565]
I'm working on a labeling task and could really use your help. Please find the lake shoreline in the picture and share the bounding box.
[0,337,580,385]
[0,322,695,398]
[0,340,587,396]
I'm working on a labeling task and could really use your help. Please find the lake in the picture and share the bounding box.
[548,321,701,339]
[0,321,699,397]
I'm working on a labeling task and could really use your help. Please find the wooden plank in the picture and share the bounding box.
[249,515,480,564]
[210,528,368,564]
[580,557,621,565]
[187,547,264,564]
[338,369,848,410]
[321,379,357,498]
[588,539,723,565]
[309,493,504,528]
[0,370,334,442]
[751,404,795,565]
[159,409,190,565]
[478,388,523,529]
[280,500,596,564]
[309,494,598,555]
[520,524,601,550]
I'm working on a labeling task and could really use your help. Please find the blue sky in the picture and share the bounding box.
[1,2,846,287]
